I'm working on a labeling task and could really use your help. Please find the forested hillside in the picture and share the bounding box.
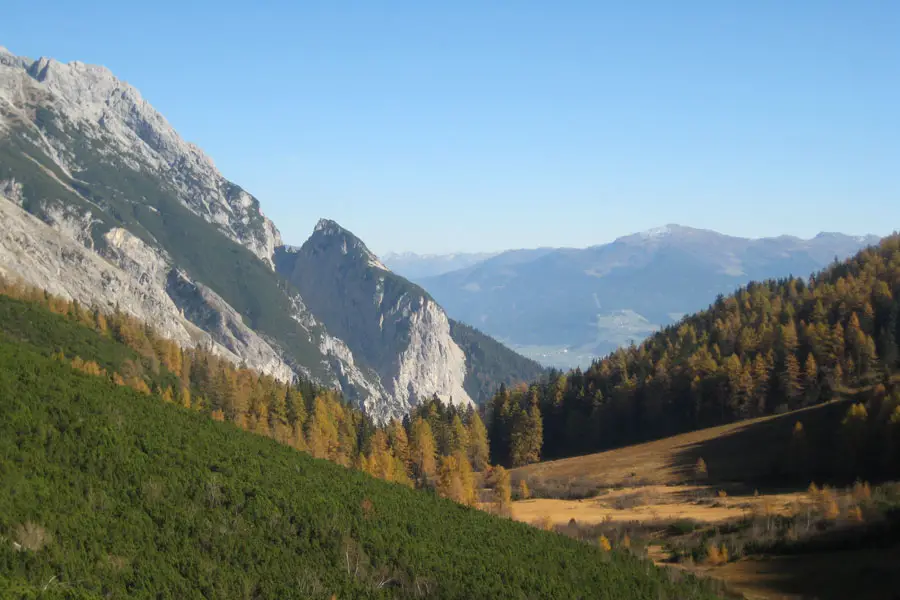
[0,277,497,503]
[488,235,900,471]
[0,285,723,599]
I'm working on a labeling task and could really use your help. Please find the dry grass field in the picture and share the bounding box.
[506,400,900,600]
[512,486,802,526]
[511,399,853,493]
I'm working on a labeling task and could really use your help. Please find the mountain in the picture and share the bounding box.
[382,250,501,279]
[0,46,536,420]
[487,234,900,472]
[0,293,722,599]
[417,225,881,369]
[275,220,546,418]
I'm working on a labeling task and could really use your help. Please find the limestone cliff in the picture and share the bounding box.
[0,45,540,422]
[0,45,280,265]
[0,46,379,397]
[275,220,474,414]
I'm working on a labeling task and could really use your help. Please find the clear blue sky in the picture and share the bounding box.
[2,1,898,254]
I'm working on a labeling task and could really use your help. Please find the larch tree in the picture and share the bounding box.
[466,411,490,471]
[782,354,803,407]
[307,396,339,460]
[410,417,437,485]
[803,353,818,400]
[436,453,476,505]
[387,419,412,477]
[492,466,512,517]
[448,413,469,456]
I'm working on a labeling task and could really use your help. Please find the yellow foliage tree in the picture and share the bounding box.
[410,417,437,484]
[466,411,490,471]
[387,419,411,478]
[493,466,512,517]
[307,396,339,460]
[695,457,708,482]
[518,479,531,500]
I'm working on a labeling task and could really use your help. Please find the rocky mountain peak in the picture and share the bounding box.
[0,46,28,69]
[275,221,476,415]
[308,218,389,271]
[0,46,282,266]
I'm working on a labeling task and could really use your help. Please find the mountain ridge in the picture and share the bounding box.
[0,46,538,420]
[409,227,880,368]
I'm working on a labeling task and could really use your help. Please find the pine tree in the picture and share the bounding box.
[488,386,512,465]
[523,395,543,465]
[508,401,529,467]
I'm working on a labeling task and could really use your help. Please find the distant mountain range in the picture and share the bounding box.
[382,251,501,279]
[390,225,880,369]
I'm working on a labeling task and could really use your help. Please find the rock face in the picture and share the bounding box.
[0,196,200,352]
[0,46,541,422]
[0,46,380,403]
[0,46,280,265]
[276,220,474,413]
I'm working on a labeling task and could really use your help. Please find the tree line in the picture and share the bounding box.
[486,234,900,469]
[0,275,492,505]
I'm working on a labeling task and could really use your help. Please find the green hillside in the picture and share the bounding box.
[0,295,723,599]
[449,319,547,404]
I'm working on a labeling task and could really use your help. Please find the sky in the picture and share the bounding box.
[2,1,898,254]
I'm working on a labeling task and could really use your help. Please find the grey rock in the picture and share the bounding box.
[1,49,280,266]
[276,219,474,416]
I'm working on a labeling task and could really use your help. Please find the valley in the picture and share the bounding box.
[508,406,900,599]
[0,34,897,600]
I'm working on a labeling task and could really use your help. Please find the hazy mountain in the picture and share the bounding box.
[382,251,501,279]
[417,225,881,369]
[0,46,537,420]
